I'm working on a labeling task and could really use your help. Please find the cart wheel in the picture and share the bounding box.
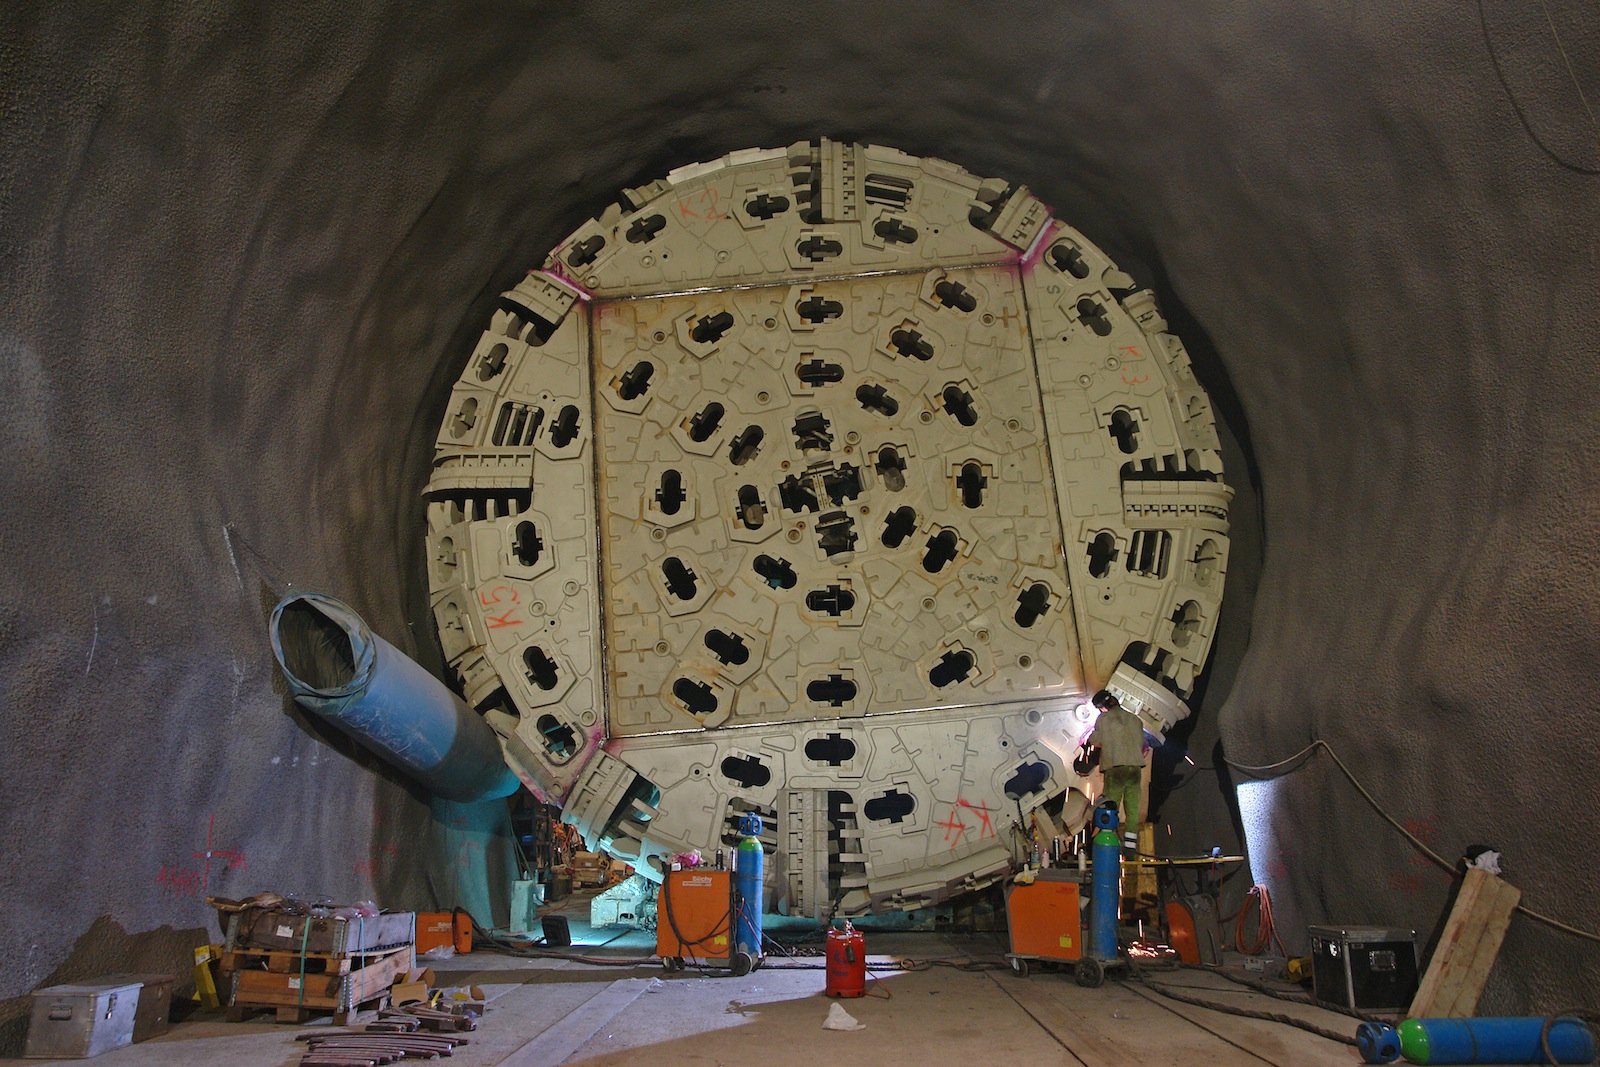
[1009,956,1029,978]
[669,957,684,972]
[661,957,674,971]
[1075,958,1105,988]
[731,951,754,977]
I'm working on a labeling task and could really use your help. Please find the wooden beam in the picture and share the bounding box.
[1409,868,1521,1018]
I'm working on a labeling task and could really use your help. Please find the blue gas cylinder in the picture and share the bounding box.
[1357,1021,1402,1064]
[1397,1016,1596,1065]
[733,812,765,965]
[1090,800,1121,961]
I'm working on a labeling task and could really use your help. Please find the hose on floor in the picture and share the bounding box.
[1124,962,1360,1046]
[470,919,658,967]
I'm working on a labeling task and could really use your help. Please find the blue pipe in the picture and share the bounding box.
[269,592,520,803]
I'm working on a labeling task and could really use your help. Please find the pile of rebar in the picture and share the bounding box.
[295,1002,481,1065]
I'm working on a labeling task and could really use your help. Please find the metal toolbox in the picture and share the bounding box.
[98,973,174,1042]
[24,981,140,1059]
[1308,924,1419,1012]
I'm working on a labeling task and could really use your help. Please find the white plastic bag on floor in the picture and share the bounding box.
[822,1002,865,1031]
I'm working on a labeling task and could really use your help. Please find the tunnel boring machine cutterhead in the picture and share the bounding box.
[422,139,1233,917]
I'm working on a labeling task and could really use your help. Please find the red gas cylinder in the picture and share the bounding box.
[825,921,866,998]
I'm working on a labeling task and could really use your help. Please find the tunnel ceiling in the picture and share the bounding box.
[425,142,1232,913]
[1,0,1597,1033]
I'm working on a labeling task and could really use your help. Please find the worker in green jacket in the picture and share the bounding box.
[1086,690,1148,852]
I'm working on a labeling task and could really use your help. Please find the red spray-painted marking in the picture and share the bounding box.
[480,586,524,629]
[936,812,969,847]
[355,843,400,880]
[157,864,203,897]
[676,186,728,222]
[957,798,996,839]
[191,814,247,889]
[938,799,998,848]
[453,839,484,871]
[161,815,245,897]
[1119,345,1150,386]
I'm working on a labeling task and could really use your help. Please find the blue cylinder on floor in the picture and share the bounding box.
[269,592,520,803]
[1090,801,1122,961]
[733,812,765,960]
[1357,1021,1402,1064]
[1397,1016,1596,1065]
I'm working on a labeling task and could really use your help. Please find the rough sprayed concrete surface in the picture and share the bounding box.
[0,0,1595,1043]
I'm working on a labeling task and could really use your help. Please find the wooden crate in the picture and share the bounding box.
[228,910,415,955]
[223,944,413,1024]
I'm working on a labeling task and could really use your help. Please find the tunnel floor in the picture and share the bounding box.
[2,913,1360,1066]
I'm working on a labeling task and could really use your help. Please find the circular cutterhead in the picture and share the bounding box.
[424,139,1232,914]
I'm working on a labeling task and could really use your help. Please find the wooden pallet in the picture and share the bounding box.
[224,945,413,1025]
[1408,868,1521,1018]
[227,993,390,1027]
[222,944,409,976]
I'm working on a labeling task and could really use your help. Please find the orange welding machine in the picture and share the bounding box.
[1003,869,1086,976]
[416,909,473,955]
[655,869,734,971]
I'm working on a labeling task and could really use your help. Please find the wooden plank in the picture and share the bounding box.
[990,969,1282,1067]
[1120,977,1358,1067]
[1409,869,1520,1018]
[222,944,409,975]
[497,978,652,1067]
[1440,874,1519,1017]
[347,950,413,1005]
[1409,870,1483,1015]
[229,949,411,1012]
[233,967,346,1004]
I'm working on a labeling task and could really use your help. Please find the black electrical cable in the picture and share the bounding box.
[1542,1009,1600,1065]
[469,917,657,966]
[906,958,1008,972]
[1123,964,1361,1046]
[1179,962,1389,1026]
[1225,739,1600,944]
[1475,0,1600,176]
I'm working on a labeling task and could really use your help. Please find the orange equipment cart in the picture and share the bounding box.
[1004,868,1088,976]
[655,869,734,971]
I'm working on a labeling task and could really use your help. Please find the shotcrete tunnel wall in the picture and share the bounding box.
[1,0,1595,1042]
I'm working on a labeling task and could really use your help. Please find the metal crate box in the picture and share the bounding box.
[1309,924,1418,1012]
[24,981,140,1059]
[228,909,415,954]
[98,973,173,1042]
